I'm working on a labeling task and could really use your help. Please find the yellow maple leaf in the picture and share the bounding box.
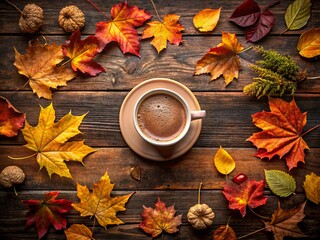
[195,32,244,85]
[141,14,185,53]
[13,103,95,179]
[193,8,222,32]
[72,172,134,228]
[303,172,320,204]
[214,146,236,175]
[14,40,76,99]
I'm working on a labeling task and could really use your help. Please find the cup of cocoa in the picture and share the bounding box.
[133,88,206,147]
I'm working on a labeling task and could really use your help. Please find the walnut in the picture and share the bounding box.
[19,3,44,33]
[58,5,85,32]
[0,166,25,188]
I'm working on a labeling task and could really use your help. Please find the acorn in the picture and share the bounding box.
[0,166,25,195]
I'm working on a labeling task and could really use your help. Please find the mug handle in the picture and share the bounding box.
[191,110,206,120]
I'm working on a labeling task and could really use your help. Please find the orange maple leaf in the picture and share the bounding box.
[223,178,267,217]
[247,97,318,170]
[141,14,185,53]
[264,201,307,240]
[195,32,244,85]
[0,97,25,137]
[95,2,151,56]
[139,197,182,238]
[62,30,105,76]
[14,40,76,99]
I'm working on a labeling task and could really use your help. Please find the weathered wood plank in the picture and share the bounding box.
[0,0,319,35]
[0,35,319,92]
[0,147,319,192]
[0,191,319,239]
[1,92,319,147]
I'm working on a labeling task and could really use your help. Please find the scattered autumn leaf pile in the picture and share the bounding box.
[1,0,320,239]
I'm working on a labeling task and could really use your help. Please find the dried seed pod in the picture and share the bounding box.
[58,5,85,32]
[19,3,44,33]
[187,183,215,230]
[0,166,25,188]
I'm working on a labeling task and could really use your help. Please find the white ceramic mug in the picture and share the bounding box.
[133,88,206,147]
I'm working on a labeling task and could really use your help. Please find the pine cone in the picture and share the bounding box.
[19,3,44,33]
[58,5,85,32]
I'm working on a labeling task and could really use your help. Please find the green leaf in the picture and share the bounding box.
[265,170,296,197]
[284,0,311,31]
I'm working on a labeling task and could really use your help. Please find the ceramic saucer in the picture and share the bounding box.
[119,78,203,161]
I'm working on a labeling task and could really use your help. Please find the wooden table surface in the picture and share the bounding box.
[1,0,320,239]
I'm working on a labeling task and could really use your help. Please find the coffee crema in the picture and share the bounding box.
[137,93,187,142]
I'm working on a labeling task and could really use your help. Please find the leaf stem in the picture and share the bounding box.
[60,58,72,67]
[239,45,253,54]
[237,227,267,239]
[92,216,96,234]
[86,0,109,19]
[197,182,202,204]
[301,124,320,137]
[13,186,18,196]
[249,206,270,220]
[14,80,30,92]
[5,0,23,14]
[261,0,280,12]
[226,215,232,225]
[8,153,37,160]
[150,0,162,21]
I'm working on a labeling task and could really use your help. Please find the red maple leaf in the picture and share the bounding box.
[0,97,25,137]
[223,178,267,217]
[247,97,316,170]
[23,192,73,239]
[62,30,105,76]
[95,2,151,56]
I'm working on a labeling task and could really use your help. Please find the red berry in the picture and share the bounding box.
[232,173,248,185]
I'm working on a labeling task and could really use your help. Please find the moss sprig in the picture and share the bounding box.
[244,47,306,99]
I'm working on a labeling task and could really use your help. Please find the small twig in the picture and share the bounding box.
[249,206,270,220]
[5,0,23,14]
[8,153,37,160]
[301,124,320,137]
[150,0,162,21]
[307,76,320,80]
[237,227,267,239]
[86,0,109,19]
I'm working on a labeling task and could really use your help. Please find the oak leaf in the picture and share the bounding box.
[195,32,244,85]
[139,197,182,238]
[14,40,76,99]
[303,172,320,204]
[247,97,311,170]
[213,224,237,240]
[23,192,73,240]
[64,224,93,240]
[193,8,221,32]
[72,171,134,229]
[214,146,235,175]
[62,30,105,76]
[141,14,184,53]
[18,103,95,179]
[264,201,307,240]
[95,2,151,56]
[0,97,25,137]
[297,28,320,58]
[223,179,267,217]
